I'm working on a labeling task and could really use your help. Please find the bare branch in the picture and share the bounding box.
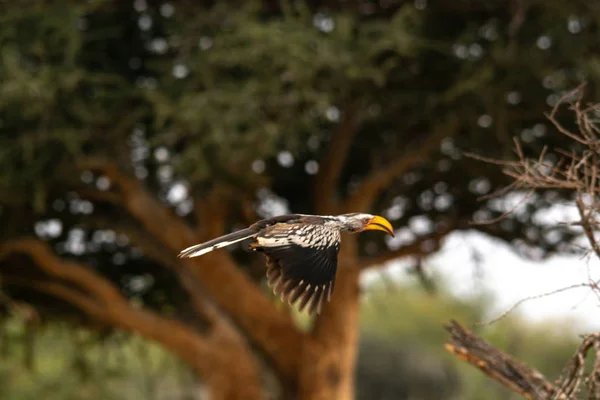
[587,340,600,398]
[554,332,600,399]
[546,83,588,145]
[555,336,593,398]
[467,84,600,264]
[475,283,597,327]
[466,86,600,198]
[470,189,535,226]
[576,196,600,259]
[447,320,600,399]
[455,84,600,399]
[445,320,567,400]
[313,102,361,214]
[344,118,460,212]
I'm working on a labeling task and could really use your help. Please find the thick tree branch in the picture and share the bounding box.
[83,216,223,328]
[194,184,234,239]
[299,239,362,400]
[1,241,263,399]
[313,102,361,215]
[0,238,124,305]
[82,213,227,332]
[344,118,460,212]
[77,158,199,251]
[75,158,303,385]
[7,278,115,323]
[445,320,566,400]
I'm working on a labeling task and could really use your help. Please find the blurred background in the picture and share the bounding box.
[0,1,599,399]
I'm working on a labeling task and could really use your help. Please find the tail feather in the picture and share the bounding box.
[178,228,257,258]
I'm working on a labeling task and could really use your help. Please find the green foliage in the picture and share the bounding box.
[0,1,425,191]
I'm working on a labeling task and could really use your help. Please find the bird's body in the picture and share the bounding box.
[178,213,394,315]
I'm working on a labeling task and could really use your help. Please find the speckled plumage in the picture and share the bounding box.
[257,223,341,251]
[177,212,394,315]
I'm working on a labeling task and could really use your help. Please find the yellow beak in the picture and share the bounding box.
[363,215,395,237]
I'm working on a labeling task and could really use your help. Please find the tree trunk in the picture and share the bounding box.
[297,244,361,400]
[200,324,264,400]
[113,308,263,400]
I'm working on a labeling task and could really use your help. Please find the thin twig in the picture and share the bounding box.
[475,283,596,327]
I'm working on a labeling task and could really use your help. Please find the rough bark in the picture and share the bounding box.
[446,320,600,400]
[444,320,565,400]
[298,241,361,400]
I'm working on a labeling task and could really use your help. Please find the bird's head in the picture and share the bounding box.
[335,213,395,237]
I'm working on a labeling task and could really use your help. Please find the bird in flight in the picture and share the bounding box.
[177,213,394,315]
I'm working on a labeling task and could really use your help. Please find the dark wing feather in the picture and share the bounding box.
[262,242,339,315]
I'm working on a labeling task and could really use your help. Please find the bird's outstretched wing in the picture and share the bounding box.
[254,223,340,315]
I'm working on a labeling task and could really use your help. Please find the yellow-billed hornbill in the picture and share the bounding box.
[177,213,394,315]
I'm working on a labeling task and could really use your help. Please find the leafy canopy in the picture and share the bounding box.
[0,1,599,315]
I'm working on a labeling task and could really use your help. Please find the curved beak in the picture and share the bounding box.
[363,215,395,237]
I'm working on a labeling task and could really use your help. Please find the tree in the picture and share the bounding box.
[1,1,599,398]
